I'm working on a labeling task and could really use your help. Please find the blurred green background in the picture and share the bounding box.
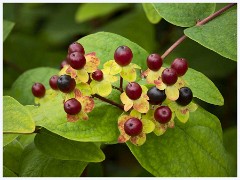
[3,3,237,177]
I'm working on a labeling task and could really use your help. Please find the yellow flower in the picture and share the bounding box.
[142,67,165,84]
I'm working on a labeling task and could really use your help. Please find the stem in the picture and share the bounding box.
[161,3,236,60]
[112,85,122,92]
[119,77,123,92]
[93,94,124,110]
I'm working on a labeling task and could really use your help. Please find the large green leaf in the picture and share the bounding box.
[10,67,59,105]
[142,3,161,24]
[78,32,149,69]
[3,96,35,133]
[184,9,237,61]
[34,129,105,162]
[3,134,19,147]
[3,166,18,177]
[3,20,15,42]
[127,107,233,177]
[152,3,216,27]
[19,143,87,177]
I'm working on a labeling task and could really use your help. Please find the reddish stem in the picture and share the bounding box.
[93,94,124,110]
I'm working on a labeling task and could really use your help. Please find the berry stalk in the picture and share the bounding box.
[92,94,124,110]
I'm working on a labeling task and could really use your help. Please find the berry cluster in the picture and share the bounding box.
[32,42,197,146]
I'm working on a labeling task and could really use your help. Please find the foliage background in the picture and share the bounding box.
[3,3,237,177]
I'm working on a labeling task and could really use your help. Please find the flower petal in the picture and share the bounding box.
[175,77,185,89]
[154,79,167,90]
[130,132,146,146]
[153,122,168,136]
[67,114,80,122]
[76,69,89,83]
[141,118,155,134]
[78,110,89,121]
[176,108,189,123]
[66,66,77,78]
[168,113,175,128]
[59,65,70,76]
[146,70,161,84]
[78,96,94,113]
[120,92,133,111]
[103,60,122,75]
[104,73,118,83]
[130,109,141,119]
[121,65,137,82]
[76,83,92,96]
[118,115,131,143]
[165,85,179,101]
[133,97,149,113]
[84,53,100,73]
[187,102,198,112]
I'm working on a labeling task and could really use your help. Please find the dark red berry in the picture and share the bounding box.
[147,53,162,71]
[114,45,133,66]
[60,59,69,69]
[124,118,143,136]
[126,82,142,100]
[147,86,166,105]
[176,87,193,106]
[49,75,59,90]
[57,75,76,93]
[32,83,45,98]
[154,106,172,124]
[171,58,188,76]
[92,69,103,81]
[64,98,82,115]
[68,52,86,70]
[161,68,178,85]
[68,42,85,55]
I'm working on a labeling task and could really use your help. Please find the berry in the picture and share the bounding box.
[57,74,76,93]
[176,87,193,106]
[171,58,188,76]
[32,83,46,98]
[68,52,86,70]
[147,53,162,71]
[161,68,178,85]
[154,106,172,124]
[60,59,68,69]
[49,75,59,90]
[114,45,133,66]
[92,69,103,81]
[64,98,82,115]
[147,86,166,105]
[126,82,142,100]
[68,42,85,55]
[124,118,143,136]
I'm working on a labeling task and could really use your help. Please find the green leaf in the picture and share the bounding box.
[184,9,237,61]
[3,134,19,147]
[3,166,18,177]
[34,129,105,162]
[152,3,216,27]
[3,96,35,133]
[127,107,233,177]
[183,68,224,105]
[142,3,161,24]
[10,67,59,105]
[19,143,87,177]
[31,89,122,143]
[75,3,129,23]
[18,134,36,148]
[3,20,15,42]
[78,32,149,69]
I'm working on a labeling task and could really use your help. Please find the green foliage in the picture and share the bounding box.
[34,129,105,162]
[185,9,237,61]
[3,20,14,42]
[142,3,161,24]
[3,166,18,177]
[19,143,87,177]
[152,3,216,27]
[3,134,19,147]
[3,96,35,133]
[128,107,232,177]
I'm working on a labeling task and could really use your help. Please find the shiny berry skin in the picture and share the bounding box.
[64,98,82,115]
[176,87,193,106]
[92,69,103,81]
[32,83,46,98]
[124,118,143,136]
[114,45,133,66]
[57,75,76,93]
[147,86,166,105]
[68,42,85,55]
[49,75,59,90]
[68,52,86,70]
[154,106,172,124]
[147,53,162,71]
[161,68,178,85]
[126,82,142,100]
[60,59,68,69]
[171,58,188,76]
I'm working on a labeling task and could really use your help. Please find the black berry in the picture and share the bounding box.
[32,83,46,98]
[64,98,82,115]
[57,74,76,93]
[92,69,103,81]
[126,82,142,100]
[68,42,85,55]
[154,106,172,124]
[171,58,188,76]
[176,87,193,106]
[114,45,133,66]
[124,118,143,136]
[68,52,86,70]
[161,68,178,85]
[147,86,166,105]
[60,59,68,69]
[49,75,59,90]
[147,53,162,71]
